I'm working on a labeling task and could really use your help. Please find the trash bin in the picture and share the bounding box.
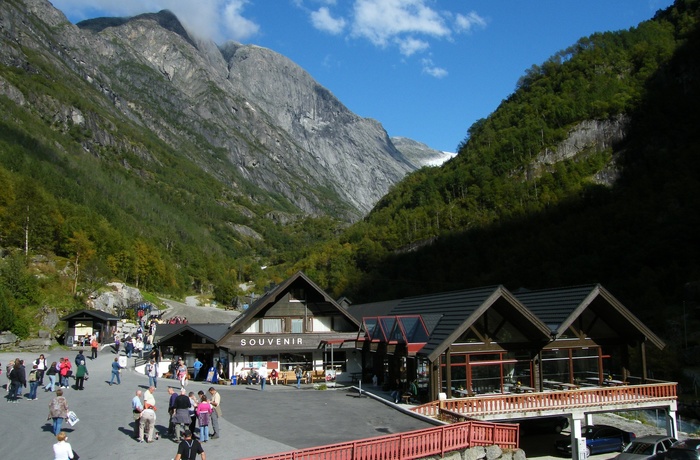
[231,375,237,385]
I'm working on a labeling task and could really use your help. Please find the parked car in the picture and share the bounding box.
[555,424,636,457]
[660,439,700,460]
[613,435,677,460]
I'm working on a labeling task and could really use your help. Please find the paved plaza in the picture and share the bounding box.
[1,349,434,460]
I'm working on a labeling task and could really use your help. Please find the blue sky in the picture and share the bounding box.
[53,0,675,153]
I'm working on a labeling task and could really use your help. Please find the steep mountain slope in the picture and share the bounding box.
[1,0,414,221]
[0,0,421,296]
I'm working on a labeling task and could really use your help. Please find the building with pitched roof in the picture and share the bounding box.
[216,271,361,379]
[60,309,121,346]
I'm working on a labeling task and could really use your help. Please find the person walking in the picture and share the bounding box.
[28,364,39,400]
[35,353,47,386]
[208,387,221,439]
[90,336,99,360]
[140,400,157,442]
[7,361,23,402]
[45,361,58,392]
[174,430,206,460]
[74,360,88,390]
[52,431,75,460]
[258,365,268,391]
[48,389,69,435]
[295,366,303,389]
[132,390,144,442]
[146,359,158,388]
[196,394,212,443]
[192,358,203,381]
[14,359,27,399]
[109,357,121,385]
[177,359,189,387]
[59,358,72,388]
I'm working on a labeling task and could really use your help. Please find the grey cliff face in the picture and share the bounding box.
[1,0,415,220]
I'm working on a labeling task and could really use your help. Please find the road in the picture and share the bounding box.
[159,296,240,324]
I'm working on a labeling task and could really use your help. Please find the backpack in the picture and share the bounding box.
[29,370,38,383]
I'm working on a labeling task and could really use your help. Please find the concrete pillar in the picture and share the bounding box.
[584,413,593,426]
[570,412,588,460]
[666,409,678,439]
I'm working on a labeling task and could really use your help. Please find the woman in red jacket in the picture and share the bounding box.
[59,358,72,388]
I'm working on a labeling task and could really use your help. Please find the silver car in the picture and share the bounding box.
[614,435,677,460]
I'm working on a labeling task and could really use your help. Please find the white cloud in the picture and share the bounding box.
[52,0,260,43]
[351,0,450,47]
[311,7,347,35]
[421,58,447,78]
[396,37,429,57]
[454,11,487,33]
[220,0,260,41]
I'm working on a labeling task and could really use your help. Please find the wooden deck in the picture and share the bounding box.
[411,382,678,421]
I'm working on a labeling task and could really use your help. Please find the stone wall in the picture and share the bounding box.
[424,445,527,460]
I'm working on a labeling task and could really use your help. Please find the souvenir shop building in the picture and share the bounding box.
[347,284,666,402]
[214,272,362,380]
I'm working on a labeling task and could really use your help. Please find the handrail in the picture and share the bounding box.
[238,420,519,460]
[411,382,677,418]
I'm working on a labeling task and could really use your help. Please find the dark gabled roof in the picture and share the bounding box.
[61,309,120,322]
[390,285,552,362]
[514,284,665,350]
[220,271,360,342]
[156,323,230,344]
[345,299,400,323]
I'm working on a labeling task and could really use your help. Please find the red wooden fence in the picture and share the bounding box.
[411,382,678,418]
[238,420,519,460]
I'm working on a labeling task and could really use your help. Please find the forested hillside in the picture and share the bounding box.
[296,0,700,335]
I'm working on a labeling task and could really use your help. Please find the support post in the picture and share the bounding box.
[570,412,587,460]
[666,408,678,439]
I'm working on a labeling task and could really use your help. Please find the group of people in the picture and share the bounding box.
[5,353,90,403]
[130,384,219,459]
[237,365,305,389]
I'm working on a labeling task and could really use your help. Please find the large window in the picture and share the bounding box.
[541,347,600,384]
[262,318,282,333]
[441,351,533,395]
[291,318,304,333]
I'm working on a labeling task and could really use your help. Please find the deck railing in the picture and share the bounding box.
[238,420,519,460]
[411,382,677,418]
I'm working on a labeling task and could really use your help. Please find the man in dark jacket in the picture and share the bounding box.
[8,360,26,402]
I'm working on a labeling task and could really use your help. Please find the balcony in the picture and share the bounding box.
[411,381,678,421]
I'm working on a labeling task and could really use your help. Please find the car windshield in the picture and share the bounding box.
[623,442,654,455]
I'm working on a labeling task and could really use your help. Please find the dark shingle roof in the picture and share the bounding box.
[390,285,551,362]
[514,284,665,350]
[156,323,230,344]
[61,309,120,322]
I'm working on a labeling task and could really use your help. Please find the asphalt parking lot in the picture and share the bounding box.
[0,349,434,460]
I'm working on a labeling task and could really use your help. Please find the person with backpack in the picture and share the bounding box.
[28,364,39,400]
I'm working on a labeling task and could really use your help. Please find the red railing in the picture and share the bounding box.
[238,420,519,460]
[411,382,677,418]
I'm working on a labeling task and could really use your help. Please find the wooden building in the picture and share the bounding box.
[60,309,120,346]
[216,271,361,381]
[348,284,666,402]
